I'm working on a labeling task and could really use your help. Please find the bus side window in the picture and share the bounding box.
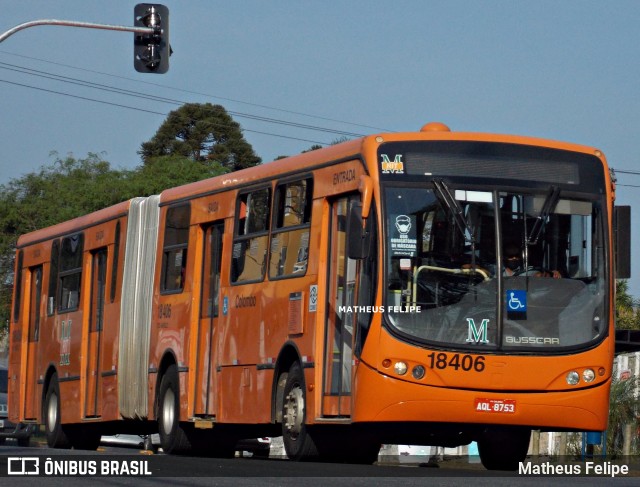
[232,188,271,283]
[269,179,313,279]
[110,220,121,303]
[13,250,24,323]
[161,205,191,293]
[58,234,84,312]
[48,240,59,315]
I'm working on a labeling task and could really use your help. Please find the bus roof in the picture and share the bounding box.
[16,199,134,249]
[160,137,367,205]
[159,126,607,206]
[14,124,608,247]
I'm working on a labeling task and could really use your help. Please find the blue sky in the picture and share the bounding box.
[1,1,640,295]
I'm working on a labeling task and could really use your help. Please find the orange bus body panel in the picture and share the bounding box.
[9,200,132,426]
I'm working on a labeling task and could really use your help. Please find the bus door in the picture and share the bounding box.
[194,222,224,416]
[322,195,360,417]
[85,248,107,417]
[24,265,42,420]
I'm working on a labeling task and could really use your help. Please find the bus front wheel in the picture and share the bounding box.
[478,427,531,471]
[281,362,319,461]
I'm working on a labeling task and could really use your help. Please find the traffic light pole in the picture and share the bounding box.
[0,19,156,44]
[0,4,169,73]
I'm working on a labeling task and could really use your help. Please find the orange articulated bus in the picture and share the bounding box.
[9,123,631,469]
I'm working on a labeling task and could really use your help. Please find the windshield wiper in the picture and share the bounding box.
[527,185,560,246]
[432,179,475,244]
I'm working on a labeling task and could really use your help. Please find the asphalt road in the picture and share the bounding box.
[0,438,637,486]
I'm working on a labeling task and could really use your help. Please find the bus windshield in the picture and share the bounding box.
[384,184,606,351]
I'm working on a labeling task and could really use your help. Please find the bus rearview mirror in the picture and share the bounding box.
[347,202,370,260]
[614,205,631,279]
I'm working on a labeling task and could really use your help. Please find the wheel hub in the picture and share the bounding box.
[284,385,304,440]
[162,388,175,434]
[47,392,58,433]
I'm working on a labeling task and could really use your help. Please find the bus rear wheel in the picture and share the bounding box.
[281,362,319,461]
[44,374,71,449]
[478,427,531,471]
[157,364,191,454]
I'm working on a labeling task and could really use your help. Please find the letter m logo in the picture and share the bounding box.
[466,318,489,344]
[380,154,404,173]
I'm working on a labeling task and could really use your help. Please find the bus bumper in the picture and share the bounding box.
[353,361,609,431]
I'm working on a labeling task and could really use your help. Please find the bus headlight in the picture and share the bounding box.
[394,361,408,376]
[566,371,580,385]
[583,369,595,383]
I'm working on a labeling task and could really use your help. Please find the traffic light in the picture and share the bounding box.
[134,4,170,73]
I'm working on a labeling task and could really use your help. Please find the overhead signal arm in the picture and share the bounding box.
[0,4,170,74]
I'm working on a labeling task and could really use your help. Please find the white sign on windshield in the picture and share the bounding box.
[455,190,492,203]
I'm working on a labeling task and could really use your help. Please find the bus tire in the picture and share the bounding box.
[478,427,531,471]
[281,362,319,461]
[157,364,191,454]
[44,374,71,449]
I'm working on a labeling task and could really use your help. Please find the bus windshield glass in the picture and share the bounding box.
[381,142,607,352]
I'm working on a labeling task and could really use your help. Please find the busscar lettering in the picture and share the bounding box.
[333,169,356,185]
[506,336,560,345]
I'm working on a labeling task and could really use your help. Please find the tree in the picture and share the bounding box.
[0,153,231,333]
[0,153,129,329]
[126,155,229,196]
[0,105,260,333]
[301,144,323,153]
[616,280,640,330]
[607,374,639,456]
[139,103,261,171]
[287,137,349,158]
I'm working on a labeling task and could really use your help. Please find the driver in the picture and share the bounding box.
[504,243,561,278]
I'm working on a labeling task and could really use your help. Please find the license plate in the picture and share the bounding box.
[474,398,516,413]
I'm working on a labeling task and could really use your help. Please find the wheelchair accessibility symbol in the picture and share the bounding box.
[507,290,527,312]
